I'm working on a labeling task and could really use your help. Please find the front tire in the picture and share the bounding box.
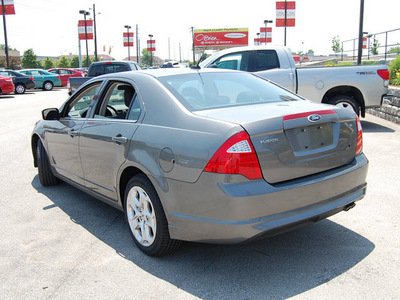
[37,140,58,186]
[328,95,360,116]
[124,174,181,256]
[43,81,54,91]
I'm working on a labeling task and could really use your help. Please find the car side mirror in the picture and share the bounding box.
[42,108,60,120]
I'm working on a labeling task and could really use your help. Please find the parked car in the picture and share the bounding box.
[0,76,15,95]
[200,45,390,117]
[32,68,368,256]
[19,69,62,91]
[0,70,36,94]
[68,61,141,94]
[47,68,85,86]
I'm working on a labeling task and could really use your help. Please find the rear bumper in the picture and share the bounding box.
[160,154,368,244]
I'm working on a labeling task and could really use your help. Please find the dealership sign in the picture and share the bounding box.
[123,32,134,47]
[147,40,156,52]
[260,27,272,43]
[0,0,15,14]
[276,1,296,27]
[78,20,93,40]
[194,28,248,48]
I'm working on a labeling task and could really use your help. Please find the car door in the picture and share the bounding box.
[31,70,44,88]
[79,80,142,201]
[253,50,296,92]
[43,82,103,186]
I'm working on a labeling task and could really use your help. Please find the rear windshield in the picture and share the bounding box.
[158,72,302,111]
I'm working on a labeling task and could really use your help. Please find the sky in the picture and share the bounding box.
[2,0,400,62]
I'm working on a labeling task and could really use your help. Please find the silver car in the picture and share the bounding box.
[31,68,368,256]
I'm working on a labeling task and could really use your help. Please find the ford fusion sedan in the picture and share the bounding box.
[19,69,62,91]
[31,69,368,256]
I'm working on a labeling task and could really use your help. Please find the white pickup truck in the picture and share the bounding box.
[199,46,390,116]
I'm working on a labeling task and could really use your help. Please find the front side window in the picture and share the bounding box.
[67,83,102,118]
[212,52,249,71]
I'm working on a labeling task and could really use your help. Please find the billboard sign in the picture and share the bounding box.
[194,28,248,48]
[123,32,134,47]
[0,0,15,15]
[78,20,93,40]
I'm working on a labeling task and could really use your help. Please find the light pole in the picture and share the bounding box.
[125,25,131,61]
[149,34,153,67]
[89,4,99,61]
[79,10,90,67]
[263,20,272,45]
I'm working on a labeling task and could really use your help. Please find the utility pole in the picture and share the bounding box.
[1,1,10,69]
[357,0,365,65]
[92,4,98,61]
[191,27,195,64]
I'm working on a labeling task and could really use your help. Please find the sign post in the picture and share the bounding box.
[124,25,133,61]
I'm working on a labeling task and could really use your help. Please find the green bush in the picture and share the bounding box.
[338,62,354,66]
[389,55,400,86]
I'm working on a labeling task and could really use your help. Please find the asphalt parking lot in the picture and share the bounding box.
[1,88,399,299]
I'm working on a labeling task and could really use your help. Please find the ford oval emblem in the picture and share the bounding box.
[308,114,321,122]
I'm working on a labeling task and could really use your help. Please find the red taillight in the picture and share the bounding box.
[377,69,390,80]
[355,116,363,155]
[30,77,34,81]
[204,131,263,180]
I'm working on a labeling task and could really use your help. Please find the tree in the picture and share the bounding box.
[141,48,152,66]
[0,44,17,51]
[70,56,80,68]
[58,56,70,68]
[22,49,40,68]
[331,36,342,54]
[370,37,380,56]
[42,57,54,69]
[0,56,21,69]
[82,56,95,67]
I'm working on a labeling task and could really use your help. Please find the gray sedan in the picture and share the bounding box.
[31,68,368,256]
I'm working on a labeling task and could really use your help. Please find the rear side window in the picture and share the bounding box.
[105,64,129,73]
[254,50,280,71]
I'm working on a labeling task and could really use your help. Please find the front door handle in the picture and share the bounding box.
[68,129,78,138]
[112,135,128,144]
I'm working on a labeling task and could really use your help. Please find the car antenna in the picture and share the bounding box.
[191,46,208,69]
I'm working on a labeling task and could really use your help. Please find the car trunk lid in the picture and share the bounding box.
[195,101,358,183]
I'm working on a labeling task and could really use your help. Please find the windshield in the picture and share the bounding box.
[158,72,303,111]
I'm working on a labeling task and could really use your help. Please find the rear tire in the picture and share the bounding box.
[124,174,181,256]
[328,95,360,116]
[43,81,54,91]
[37,140,58,186]
[15,84,26,94]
